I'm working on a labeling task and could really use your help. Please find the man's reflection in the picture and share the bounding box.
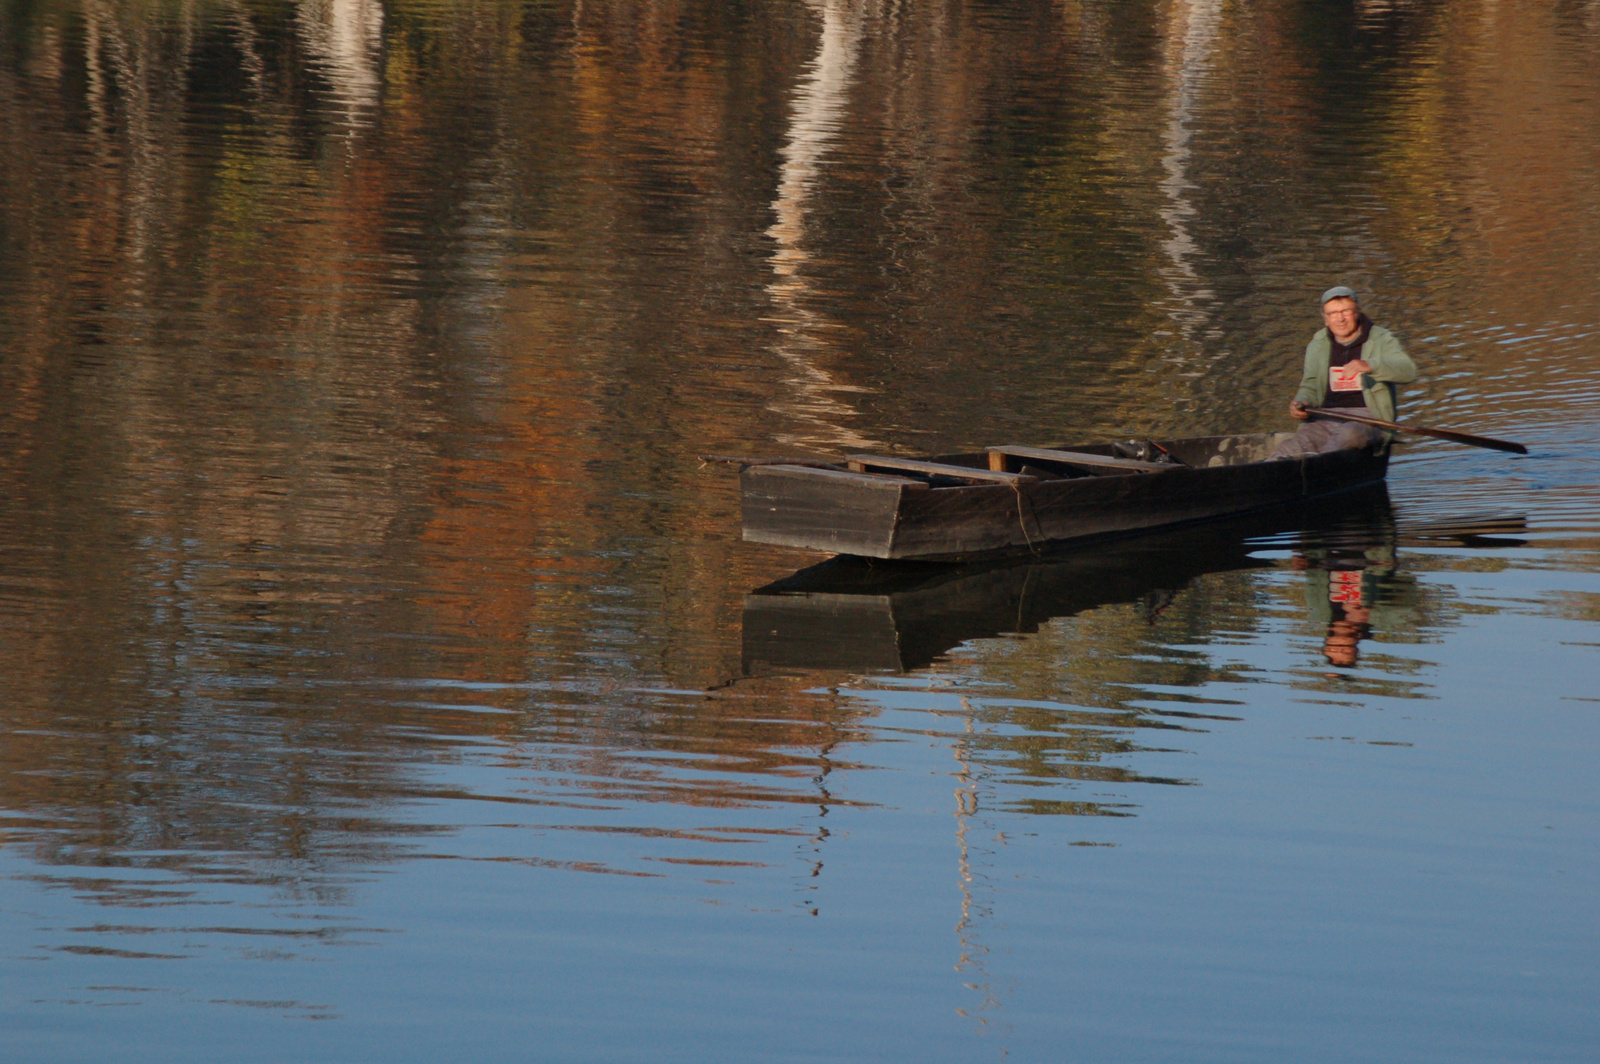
[1293,544,1393,669]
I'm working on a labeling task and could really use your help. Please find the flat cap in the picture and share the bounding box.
[1321,285,1358,305]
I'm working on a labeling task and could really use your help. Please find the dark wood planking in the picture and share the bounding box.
[764,464,930,489]
[738,434,1390,561]
[741,465,920,557]
[986,444,1169,475]
[845,454,1037,485]
[889,445,1385,559]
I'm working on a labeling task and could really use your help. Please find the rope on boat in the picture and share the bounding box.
[1010,481,1042,555]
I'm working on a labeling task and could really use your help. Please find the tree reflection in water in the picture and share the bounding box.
[0,0,1593,1056]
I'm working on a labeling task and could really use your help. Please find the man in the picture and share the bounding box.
[1269,286,1417,459]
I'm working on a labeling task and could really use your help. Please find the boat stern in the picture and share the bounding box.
[740,464,923,559]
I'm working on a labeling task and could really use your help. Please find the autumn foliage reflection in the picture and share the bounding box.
[0,0,1594,877]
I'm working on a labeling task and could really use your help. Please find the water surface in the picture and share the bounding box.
[2,1,1597,1060]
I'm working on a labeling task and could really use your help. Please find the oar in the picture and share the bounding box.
[1308,408,1528,455]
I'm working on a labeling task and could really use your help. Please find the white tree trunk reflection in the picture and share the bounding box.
[765,0,882,453]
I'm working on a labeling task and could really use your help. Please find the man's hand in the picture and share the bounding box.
[1345,358,1371,375]
[1290,400,1310,421]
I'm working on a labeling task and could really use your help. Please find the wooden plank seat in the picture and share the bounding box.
[845,455,1037,485]
[986,444,1170,476]
[761,464,930,491]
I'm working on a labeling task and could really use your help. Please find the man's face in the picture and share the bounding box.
[1322,297,1360,339]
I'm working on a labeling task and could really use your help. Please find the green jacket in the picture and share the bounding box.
[1293,322,1417,423]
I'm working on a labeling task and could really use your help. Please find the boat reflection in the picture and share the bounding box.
[744,486,1528,674]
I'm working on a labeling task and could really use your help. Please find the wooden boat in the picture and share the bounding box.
[738,432,1389,561]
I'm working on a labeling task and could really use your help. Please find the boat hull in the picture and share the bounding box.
[740,433,1390,560]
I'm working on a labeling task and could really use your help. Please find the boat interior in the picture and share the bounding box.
[819,433,1295,489]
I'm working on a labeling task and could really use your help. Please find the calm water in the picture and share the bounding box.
[2,1,1598,1060]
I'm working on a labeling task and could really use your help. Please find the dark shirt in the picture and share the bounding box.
[1323,313,1372,409]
